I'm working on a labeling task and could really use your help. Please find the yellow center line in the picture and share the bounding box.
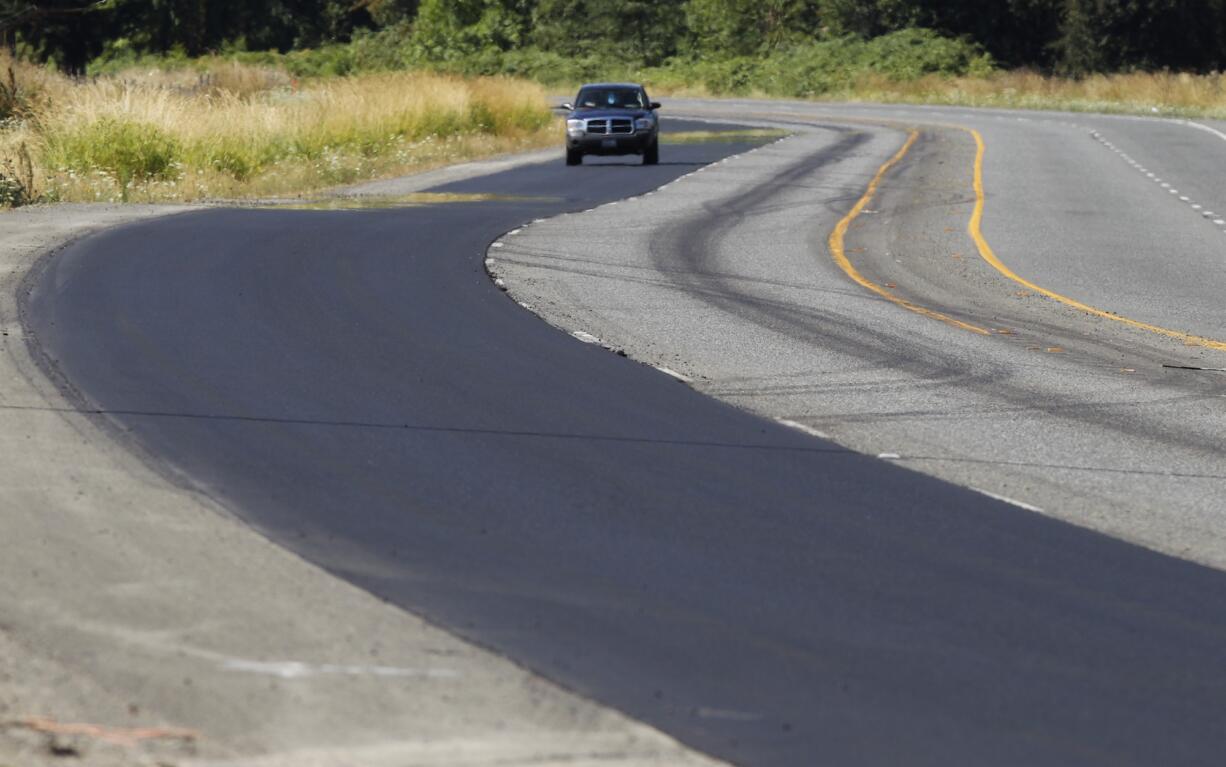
[964,127,1226,352]
[828,131,992,335]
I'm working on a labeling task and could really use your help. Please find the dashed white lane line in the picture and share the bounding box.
[877,452,902,460]
[776,418,831,440]
[1091,129,1225,233]
[971,487,1045,514]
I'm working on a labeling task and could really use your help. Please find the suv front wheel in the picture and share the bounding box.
[566,148,583,166]
[643,141,659,166]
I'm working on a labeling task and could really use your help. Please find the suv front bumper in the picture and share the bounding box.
[568,132,656,155]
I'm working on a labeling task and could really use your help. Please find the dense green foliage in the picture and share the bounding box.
[4,0,1226,77]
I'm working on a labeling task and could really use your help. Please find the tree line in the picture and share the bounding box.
[5,0,1226,75]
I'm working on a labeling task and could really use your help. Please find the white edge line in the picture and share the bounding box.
[571,330,601,345]
[776,419,830,440]
[971,487,1044,514]
[1179,119,1226,143]
[653,365,692,383]
[223,659,460,680]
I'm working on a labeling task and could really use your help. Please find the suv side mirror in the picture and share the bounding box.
[650,101,662,110]
[560,102,574,111]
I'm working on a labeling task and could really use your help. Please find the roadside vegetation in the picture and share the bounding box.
[0,51,554,205]
[6,0,1226,207]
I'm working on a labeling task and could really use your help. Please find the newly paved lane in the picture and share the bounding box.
[23,118,1226,766]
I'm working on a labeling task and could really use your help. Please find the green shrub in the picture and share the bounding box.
[0,142,35,206]
[645,29,994,98]
[88,40,191,77]
[46,118,180,197]
[863,29,994,80]
[0,172,27,206]
[194,142,257,180]
[411,108,468,139]
[467,100,496,131]
[488,98,553,132]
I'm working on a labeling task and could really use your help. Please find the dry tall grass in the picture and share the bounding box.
[8,50,1226,207]
[105,58,294,99]
[847,69,1226,115]
[0,53,556,204]
[646,67,1226,117]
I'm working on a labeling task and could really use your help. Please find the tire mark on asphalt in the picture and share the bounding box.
[648,124,1015,401]
[829,129,991,335]
[646,117,1226,465]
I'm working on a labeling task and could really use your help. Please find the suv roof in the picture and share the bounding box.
[578,82,646,90]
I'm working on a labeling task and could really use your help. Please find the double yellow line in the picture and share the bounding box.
[832,124,1226,352]
[828,131,990,335]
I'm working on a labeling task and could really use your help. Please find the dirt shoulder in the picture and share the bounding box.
[0,186,721,763]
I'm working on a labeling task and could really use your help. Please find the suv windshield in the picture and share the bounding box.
[575,87,646,110]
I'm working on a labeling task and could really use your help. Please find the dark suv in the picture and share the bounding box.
[562,83,661,166]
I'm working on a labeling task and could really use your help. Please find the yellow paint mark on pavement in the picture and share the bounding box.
[829,131,991,335]
[966,128,1226,352]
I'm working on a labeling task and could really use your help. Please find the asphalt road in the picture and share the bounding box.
[23,113,1226,766]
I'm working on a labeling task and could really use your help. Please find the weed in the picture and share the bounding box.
[0,64,18,122]
[46,118,180,199]
[0,143,35,207]
[0,59,44,124]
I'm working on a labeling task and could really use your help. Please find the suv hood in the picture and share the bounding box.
[568,108,650,120]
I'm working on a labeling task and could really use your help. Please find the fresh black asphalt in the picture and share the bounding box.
[23,121,1226,766]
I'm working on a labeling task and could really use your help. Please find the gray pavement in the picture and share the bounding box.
[494,100,1226,569]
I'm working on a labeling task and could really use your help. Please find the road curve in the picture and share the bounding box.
[23,113,1226,766]
[501,100,1226,568]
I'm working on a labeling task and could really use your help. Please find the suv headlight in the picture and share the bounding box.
[567,119,585,136]
[635,118,654,132]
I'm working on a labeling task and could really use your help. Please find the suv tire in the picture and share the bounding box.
[566,148,583,166]
[643,141,659,166]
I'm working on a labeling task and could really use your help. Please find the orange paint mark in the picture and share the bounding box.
[14,717,198,748]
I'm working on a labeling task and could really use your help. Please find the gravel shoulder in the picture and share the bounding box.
[0,184,723,762]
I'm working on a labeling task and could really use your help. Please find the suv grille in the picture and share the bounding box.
[586,118,634,135]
